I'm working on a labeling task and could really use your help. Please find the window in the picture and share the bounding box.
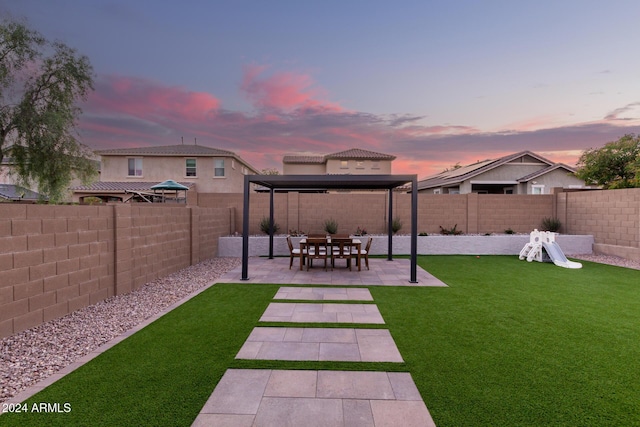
[128,158,143,176]
[372,161,380,170]
[185,158,197,177]
[433,189,441,194]
[340,160,348,169]
[532,185,545,194]
[214,159,225,177]
[356,161,365,169]
[232,159,236,169]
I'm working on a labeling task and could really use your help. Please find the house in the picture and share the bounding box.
[71,144,259,203]
[416,151,589,194]
[283,148,396,175]
[0,184,47,202]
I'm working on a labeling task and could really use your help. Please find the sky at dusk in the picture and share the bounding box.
[3,0,640,178]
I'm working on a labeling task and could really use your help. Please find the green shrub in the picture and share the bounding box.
[323,218,338,235]
[541,217,561,232]
[391,218,403,234]
[419,232,429,236]
[259,217,280,234]
[439,224,462,235]
[504,228,515,234]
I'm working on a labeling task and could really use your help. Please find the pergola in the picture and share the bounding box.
[242,174,419,283]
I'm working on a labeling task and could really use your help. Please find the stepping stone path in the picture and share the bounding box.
[193,287,436,426]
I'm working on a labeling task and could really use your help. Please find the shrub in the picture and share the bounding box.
[504,228,515,234]
[288,229,305,237]
[439,224,462,235]
[418,232,429,236]
[354,226,368,236]
[259,217,280,234]
[391,218,403,234]
[323,218,338,235]
[541,217,561,232]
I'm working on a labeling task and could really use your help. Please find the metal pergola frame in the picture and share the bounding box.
[241,174,419,283]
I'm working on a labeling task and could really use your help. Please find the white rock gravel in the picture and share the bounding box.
[1,254,638,404]
[1,257,240,405]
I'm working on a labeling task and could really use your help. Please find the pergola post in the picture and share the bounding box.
[410,176,418,283]
[268,188,274,259]
[387,188,393,261]
[241,175,250,280]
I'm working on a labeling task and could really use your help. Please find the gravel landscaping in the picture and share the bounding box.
[0,257,240,405]
[1,254,638,405]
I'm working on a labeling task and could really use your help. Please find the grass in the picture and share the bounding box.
[1,256,639,426]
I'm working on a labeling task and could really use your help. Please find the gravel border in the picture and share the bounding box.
[1,254,638,404]
[1,257,240,405]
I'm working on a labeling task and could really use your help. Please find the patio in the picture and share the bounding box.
[218,256,447,287]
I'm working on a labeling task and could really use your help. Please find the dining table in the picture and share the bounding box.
[299,237,362,271]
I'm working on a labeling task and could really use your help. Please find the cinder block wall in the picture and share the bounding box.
[199,192,556,235]
[0,204,231,339]
[560,188,640,259]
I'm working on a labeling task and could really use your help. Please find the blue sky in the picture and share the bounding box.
[3,0,640,177]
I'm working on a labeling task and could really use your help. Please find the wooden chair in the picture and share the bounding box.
[308,233,326,238]
[331,238,354,270]
[305,237,329,271]
[352,237,372,270]
[332,234,350,239]
[286,236,302,270]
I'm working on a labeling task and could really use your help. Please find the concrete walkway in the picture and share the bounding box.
[193,280,438,426]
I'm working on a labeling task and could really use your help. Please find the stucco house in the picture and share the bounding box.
[72,144,259,203]
[416,151,589,194]
[283,148,396,175]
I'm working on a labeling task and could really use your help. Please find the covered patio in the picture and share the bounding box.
[241,174,420,283]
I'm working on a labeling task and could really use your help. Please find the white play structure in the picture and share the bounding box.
[519,229,582,269]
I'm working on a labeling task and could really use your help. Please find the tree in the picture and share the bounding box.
[0,19,97,202]
[575,134,640,189]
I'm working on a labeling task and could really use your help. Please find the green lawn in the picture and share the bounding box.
[1,256,639,426]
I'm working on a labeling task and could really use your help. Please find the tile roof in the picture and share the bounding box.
[325,148,396,160]
[72,181,195,192]
[282,155,325,164]
[0,184,46,200]
[96,144,236,156]
[283,148,396,164]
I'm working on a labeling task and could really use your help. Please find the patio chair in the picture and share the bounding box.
[352,237,372,270]
[331,237,354,270]
[305,237,329,271]
[286,236,303,270]
[308,233,326,238]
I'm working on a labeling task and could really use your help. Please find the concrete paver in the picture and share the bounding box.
[236,327,403,362]
[274,286,374,301]
[192,369,436,427]
[260,302,385,324]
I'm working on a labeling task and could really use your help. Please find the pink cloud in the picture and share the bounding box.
[241,64,342,112]
[87,75,220,122]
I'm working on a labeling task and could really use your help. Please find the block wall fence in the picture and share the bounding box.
[198,188,639,256]
[1,188,638,338]
[0,204,231,338]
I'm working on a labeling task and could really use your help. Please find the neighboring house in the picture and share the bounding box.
[416,151,589,194]
[0,184,47,202]
[71,144,259,203]
[283,148,396,175]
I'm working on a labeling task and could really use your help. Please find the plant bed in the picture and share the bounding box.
[217,234,594,257]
